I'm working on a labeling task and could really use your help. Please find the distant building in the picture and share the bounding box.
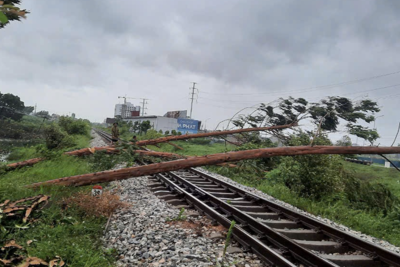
[122,110,200,134]
[114,102,141,118]
[164,110,188,119]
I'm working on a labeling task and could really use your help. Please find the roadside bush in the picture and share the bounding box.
[171,130,177,135]
[0,116,43,139]
[266,133,345,200]
[58,116,90,136]
[343,175,399,215]
[188,138,211,145]
[142,129,163,140]
[43,124,76,149]
[266,154,345,200]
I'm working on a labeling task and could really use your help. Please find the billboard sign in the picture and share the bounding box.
[177,119,199,134]
[164,110,187,119]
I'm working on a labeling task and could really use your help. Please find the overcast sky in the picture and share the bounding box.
[1,0,400,145]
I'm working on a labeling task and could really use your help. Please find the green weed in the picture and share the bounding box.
[166,208,187,222]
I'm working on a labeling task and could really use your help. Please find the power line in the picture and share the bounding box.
[201,69,400,96]
[189,82,198,118]
[139,98,149,116]
[197,83,400,105]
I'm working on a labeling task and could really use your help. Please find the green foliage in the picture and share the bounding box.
[43,123,76,150]
[0,155,115,266]
[343,176,399,215]
[164,130,170,135]
[0,0,28,29]
[166,208,187,221]
[233,96,381,144]
[0,10,8,24]
[0,92,25,121]
[58,116,90,136]
[34,110,50,119]
[177,131,182,135]
[335,135,352,146]
[0,115,43,139]
[171,130,177,135]
[22,106,34,114]
[348,125,379,145]
[140,120,151,134]
[266,133,345,200]
[141,129,163,140]
[158,129,163,134]
[187,138,211,145]
[223,220,236,257]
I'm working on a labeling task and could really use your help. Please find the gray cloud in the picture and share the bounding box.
[1,0,400,144]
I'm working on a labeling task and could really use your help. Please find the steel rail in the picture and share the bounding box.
[190,168,400,267]
[161,171,339,267]
[153,173,297,267]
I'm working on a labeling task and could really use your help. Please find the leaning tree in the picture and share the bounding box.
[232,96,380,145]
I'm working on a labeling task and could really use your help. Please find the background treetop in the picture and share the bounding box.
[0,0,28,28]
[233,96,381,144]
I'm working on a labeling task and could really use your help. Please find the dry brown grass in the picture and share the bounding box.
[62,190,129,217]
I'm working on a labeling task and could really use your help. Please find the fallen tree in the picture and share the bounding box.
[135,123,295,146]
[29,145,400,187]
[6,147,184,170]
[6,124,294,170]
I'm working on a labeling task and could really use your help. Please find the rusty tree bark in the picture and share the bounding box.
[7,124,294,170]
[29,145,400,188]
[136,124,295,146]
[6,147,184,170]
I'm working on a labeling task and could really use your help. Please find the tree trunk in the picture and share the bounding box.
[136,123,295,146]
[7,147,183,170]
[29,145,400,188]
[6,158,44,169]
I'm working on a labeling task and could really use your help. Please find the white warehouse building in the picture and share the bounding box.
[123,113,201,134]
[124,116,179,133]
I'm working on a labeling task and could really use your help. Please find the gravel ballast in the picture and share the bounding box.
[103,176,265,266]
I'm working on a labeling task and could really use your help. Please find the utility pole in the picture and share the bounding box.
[140,98,148,116]
[189,82,198,119]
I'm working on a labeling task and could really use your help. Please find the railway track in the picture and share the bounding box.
[94,128,400,267]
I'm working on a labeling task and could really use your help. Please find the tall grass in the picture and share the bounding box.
[0,156,115,266]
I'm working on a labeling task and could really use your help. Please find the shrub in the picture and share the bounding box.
[171,130,177,135]
[188,138,211,145]
[58,116,90,136]
[142,129,163,140]
[343,175,399,214]
[266,133,345,200]
[43,123,76,149]
[165,130,170,135]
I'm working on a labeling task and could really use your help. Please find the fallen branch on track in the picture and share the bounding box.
[7,124,294,170]
[29,146,400,188]
[6,147,184,170]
